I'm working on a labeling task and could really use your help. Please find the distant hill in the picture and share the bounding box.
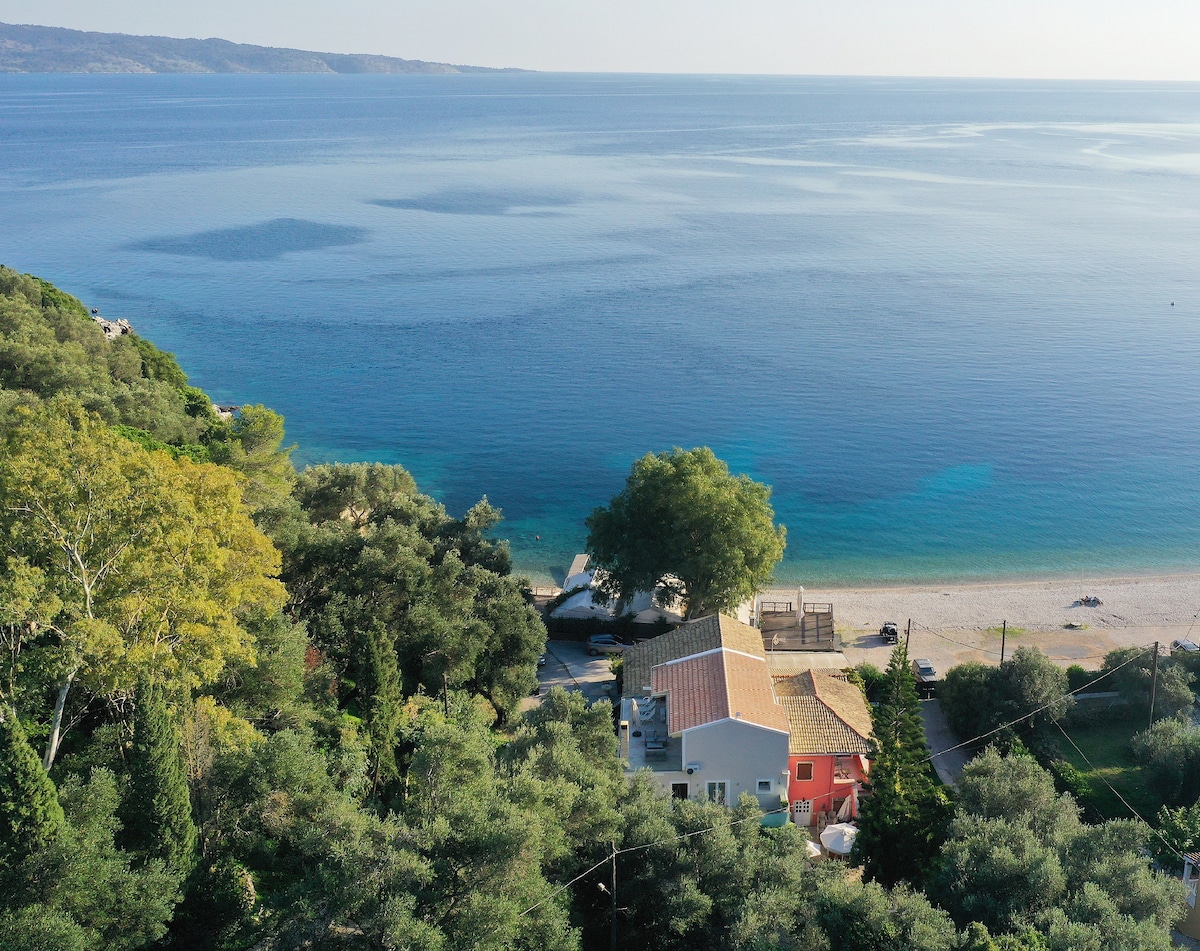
[0,22,526,74]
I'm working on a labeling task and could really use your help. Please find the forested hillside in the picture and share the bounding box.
[0,268,1185,949]
[0,22,522,74]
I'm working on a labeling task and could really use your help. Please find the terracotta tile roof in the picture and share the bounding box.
[773,669,874,756]
[651,648,789,735]
[623,613,765,698]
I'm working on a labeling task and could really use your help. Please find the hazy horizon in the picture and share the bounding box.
[2,1,1199,80]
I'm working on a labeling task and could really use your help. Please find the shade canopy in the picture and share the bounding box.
[819,822,858,855]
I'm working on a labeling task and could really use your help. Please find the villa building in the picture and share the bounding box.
[619,614,873,823]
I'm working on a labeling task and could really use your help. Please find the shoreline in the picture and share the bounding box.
[526,563,1200,666]
[518,560,1200,632]
[786,572,1200,671]
[791,571,1200,633]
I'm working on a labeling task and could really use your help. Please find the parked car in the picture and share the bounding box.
[880,621,899,644]
[586,634,627,656]
[1171,639,1200,654]
[912,658,937,696]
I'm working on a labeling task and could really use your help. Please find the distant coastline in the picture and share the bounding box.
[0,22,529,74]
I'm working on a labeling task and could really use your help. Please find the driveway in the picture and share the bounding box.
[919,698,972,788]
[528,639,620,708]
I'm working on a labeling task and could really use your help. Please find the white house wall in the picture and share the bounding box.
[680,719,790,811]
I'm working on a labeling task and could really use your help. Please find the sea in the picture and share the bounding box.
[3,72,1200,586]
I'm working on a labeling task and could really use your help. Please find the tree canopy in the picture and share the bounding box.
[585,447,785,618]
[0,398,286,766]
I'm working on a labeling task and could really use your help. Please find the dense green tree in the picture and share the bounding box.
[939,649,1071,749]
[851,644,949,887]
[294,460,418,527]
[207,404,296,514]
[358,620,406,794]
[1102,645,1195,721]
[281,462,544,734]
[0,705,64,866]
[120,680,198,875]
[2,768,179,951]
[0,399,286,767]
[930,748,1183,950]
[1130,716,1200,808]
[1151,799,1200,871]
[585,447,786,618]
[939,661,999,741]
[502,687,623,857]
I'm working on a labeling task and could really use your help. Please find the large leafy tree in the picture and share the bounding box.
[851,644,950,887]
[0,399,286,767]
[585,447,786,618]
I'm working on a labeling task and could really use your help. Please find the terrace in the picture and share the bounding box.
[619,695,684,773]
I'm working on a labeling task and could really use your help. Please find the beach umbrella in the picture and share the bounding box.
[805,839,823,859]
[820,822,858,856]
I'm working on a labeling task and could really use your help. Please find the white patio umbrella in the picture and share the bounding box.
[819,822,858,856]
[805,839,823,859]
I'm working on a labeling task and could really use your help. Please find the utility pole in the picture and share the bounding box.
[610,841,618,951]
[904,618,912,654]
[1148,642,1160,730]
[1000,620,1007,665]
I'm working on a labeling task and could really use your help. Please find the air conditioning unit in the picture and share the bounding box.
[685,763,700,775]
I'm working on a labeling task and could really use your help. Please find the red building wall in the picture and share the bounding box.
[787,752,869,826]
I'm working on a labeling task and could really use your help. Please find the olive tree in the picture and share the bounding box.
[585,447,786,619]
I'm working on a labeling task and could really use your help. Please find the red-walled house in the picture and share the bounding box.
[773,669,873,828]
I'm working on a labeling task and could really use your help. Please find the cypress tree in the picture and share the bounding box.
[121,681,198,875]
[851,644,949,887]
[0,705,64,865]
[359,622,405,796]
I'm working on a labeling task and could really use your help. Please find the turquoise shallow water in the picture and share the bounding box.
[3,73,1200,585]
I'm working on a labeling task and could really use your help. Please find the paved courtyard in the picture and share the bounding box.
[528,639,620,708]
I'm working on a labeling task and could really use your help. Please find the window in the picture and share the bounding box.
[756,779,773,793]
[671,783,689,800]
[834,756,854,782]
[706,781,728,806]
[795,762,814,782]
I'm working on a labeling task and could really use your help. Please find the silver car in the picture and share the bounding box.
[586,634,627,656]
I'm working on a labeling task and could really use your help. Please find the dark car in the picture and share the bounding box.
[880,621,899,644]
[912,658,937,696]
[1171,639,1200,654]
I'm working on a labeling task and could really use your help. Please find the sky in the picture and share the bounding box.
[2,0,1199,80]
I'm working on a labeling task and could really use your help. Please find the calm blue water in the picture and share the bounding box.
[3,73,1200,585]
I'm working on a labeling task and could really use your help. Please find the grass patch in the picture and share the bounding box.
[1056,719,1158,821]
[984,625,1028,638]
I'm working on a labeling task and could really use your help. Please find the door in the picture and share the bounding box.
[792,799,813,826]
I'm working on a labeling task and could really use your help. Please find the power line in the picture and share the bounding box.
[921,643,1157,763]
[517,801,791,920]
[1053,720,1189,866]
[909,619,1124,663]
